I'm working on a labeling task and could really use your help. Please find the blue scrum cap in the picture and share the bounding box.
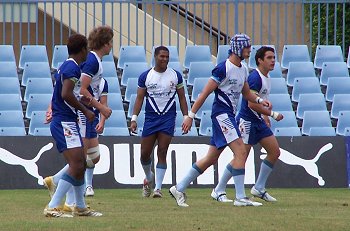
[229,33,251,60]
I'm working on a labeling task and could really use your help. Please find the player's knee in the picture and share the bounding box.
[86,146,100,168]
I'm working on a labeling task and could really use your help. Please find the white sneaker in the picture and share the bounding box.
[251,186,277,202]
[169,186,189,207]
[234,197,262,207]
[152,189,163,198]
[142,179,152,197]
[85,186,94,197]
[211,189,233,203]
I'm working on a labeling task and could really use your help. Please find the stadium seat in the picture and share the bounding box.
[102,61,117,78]
[102,51,114,62]
[325,77,350,102]
[296,93,327,119]
[174,127,198,136]
[268,94,293,111]
[127,94,146,118]
[104,77,121,94]
[18,45,49,69]
[33,127,51,136]
[314,45,344,69]
[205,127,213,136]
[336,111,350,136]
[274,127,301,137]
[0,61,18,78]
[0,110,25,128]
[121,62,149,87]
[125,78,139,102]
[331,94,350,119]
[269,62,283,78]
[270,111,299,132]
[175,94,191,113]
[291,77,321,102]
[286,61,316,87]
[25,94,52,119]
[108,93,124,111]
[347,47,350,68]
[51,45,68,70]
[168,61,183,74]
[301,111,332,136]
[0,78,22,99]
[104,110,128,128]
[117,46,147,69]
[0,45,16,62]
[183,45,212,69]
[151,46,180,66]
[21,62,51,86]
[28,111,50,135]
[248,45,277,69]
[191,78,209,102]
[280,45,310,69]
[24,78,53,102]
[270,78,288,94]
[196,94,214,120]
[187,61,214,86]
[308,127,336,136]
[102,127,130,136]
[319,62,349,86]
[0,127,26,136]
[199,110,212,136]
[344,127,350,136]
[216,45,230,65]
[0,94,22,112]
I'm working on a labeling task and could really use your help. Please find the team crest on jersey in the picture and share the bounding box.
[64,127,73,138]
[169,81,175,88]
[148,83,157,89]
[221,125,229,134]
[228,79,238,85]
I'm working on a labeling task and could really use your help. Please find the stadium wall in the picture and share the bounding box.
[0,137,346,189]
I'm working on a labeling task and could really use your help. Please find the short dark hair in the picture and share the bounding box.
[88,26,114,50]
[67,34,88,55]
[154,46,169,56]
[255,46,275,66]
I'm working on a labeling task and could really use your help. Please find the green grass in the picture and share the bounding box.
[1,188,350,231]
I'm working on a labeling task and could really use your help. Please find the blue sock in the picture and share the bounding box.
[85,167,94,187]
[48,173,73,208]
[214,164,233,194]
[65,186,75,206]
[141,159,154,182]
[255,160,274,191]
[155,163,167,190]
[53,164,69,185]
[176,164,203,192]
[230,167,246,199]
[74,184,86,209]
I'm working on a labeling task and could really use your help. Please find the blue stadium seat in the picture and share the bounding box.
[21,62,51,86]
[0,61,18,78]
[269,62,283,78]
[174,127,198,136]
[199,110,212,136]
[102,61,117,78]
[191,78,209,102]
[196,94,214,120]
[319,62,349,86]
[0,127,26,136]
[0,94,22,112]
[0,45,16,62]
[274,127,301,137]
[280,45,310,69]
[0,78,22,99]
[24,78,53,102]
[18,45,49,70]
[127,94,146,118]
[168,61,183,74]
[183,45,212,69]
[102,51,114,62]
[187,61,214,86]
[51,45,68,70]
[175,94,191,113]
[117,46,147,69]
[102,127,130,136]
[0,110,25,128]
[28,111,50,135]
[325,77,350,102]
[108,93,124,111]
[25,94,52,119]
[309,127,336,136]
[296,93,327,119]
[33,127,51,136]
[336,111,350,136]
[291,77,321,102]
[344,127,350,136]
[248,45,277,69]
[268,94,293,111]
[151,46,180,66]
[104,110,128,128]
[121,62,149,86]
[270,78,288,94]
[270,111,298,132]
[125,78,139,102]
[286,61,316,87]
[314,45,344,69]
[302,111,332,136]
[104,77,121,94]
[331,94,350,119]
[216,45,230,65]
[347,47,350,68]
[205,127,213,136]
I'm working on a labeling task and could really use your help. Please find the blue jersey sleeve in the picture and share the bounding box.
[81,54,99,78]
[175,70,184,88]
[248,70,262,93]
[138,69,151,88]
[60,62,81,83]
[211,62,226,84]
[102,78,108,95]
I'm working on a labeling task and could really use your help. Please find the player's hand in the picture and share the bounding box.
[100,105,112,119]
[95,122,105,134]
[182,116,193,134]
[44,109,52,124]
[80,95,93,107]
[261,99,272,109]
[84,110,95,122]
[130,121,137,134]
[275,113,284,121]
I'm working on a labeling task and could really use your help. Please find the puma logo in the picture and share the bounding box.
[0,143,53,185]
[260,143,333,186]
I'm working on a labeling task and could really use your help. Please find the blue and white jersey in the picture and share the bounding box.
[51,58,81,122]
[238,69,271,122]
[94,77,108,117]
[211,60,249,116]
[138,67,184,119]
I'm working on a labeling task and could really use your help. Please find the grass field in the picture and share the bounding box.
[1,188,350,231]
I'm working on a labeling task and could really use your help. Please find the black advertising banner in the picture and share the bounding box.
[0,136,347,189]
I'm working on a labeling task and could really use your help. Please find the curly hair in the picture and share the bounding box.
[67,33,87,55]
[88,26,114,50]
